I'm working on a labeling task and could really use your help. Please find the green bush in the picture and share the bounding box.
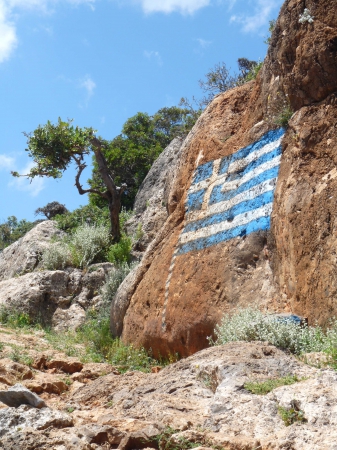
[107,236,132,264]
[244,375,303,395]
[0,307,32,328]
[41,241,72,270]
[210,308,337,355]
[278,404,307,426]
[54,204,110,232]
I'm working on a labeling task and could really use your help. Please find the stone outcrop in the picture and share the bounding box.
[0,263,114,330]
[126,137,184,254]
[0,221,64,281]
[0,384,47,408]
[111,0,337,357]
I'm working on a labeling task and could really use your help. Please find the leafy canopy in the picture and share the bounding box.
[12,119,96,180]
[89,106,198,209]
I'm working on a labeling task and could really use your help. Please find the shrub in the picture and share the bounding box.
[69,224,110,268]
[244,375,304,395]
[54,204,110,232]
[41,241,72,270]
[35,201,68,219]
[278,402,307,426]
[107,236,132,264]
[266,91,294,128]
[100,262,135,305]
[0,307,32,328]
[210,308,337,355]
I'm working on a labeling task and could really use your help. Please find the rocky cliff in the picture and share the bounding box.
[112,0,337,357]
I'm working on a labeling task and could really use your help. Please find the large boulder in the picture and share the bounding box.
[0,221,64,281]
[111,0,337,357]
[0,263,114,330]
[126,137,184,254]
[70,342,337,449]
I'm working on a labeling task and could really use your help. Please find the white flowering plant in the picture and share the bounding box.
[299,8,314,24]
[211,308,337,355]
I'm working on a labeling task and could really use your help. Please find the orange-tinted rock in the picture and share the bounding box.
[112,0,337,357]
[46,358,83,374]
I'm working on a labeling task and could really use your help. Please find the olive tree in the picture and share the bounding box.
[12,118,126,242]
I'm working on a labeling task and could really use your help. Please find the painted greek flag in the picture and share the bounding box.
[177,128,285,255]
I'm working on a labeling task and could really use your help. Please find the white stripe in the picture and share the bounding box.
[186,178,277,223]
[188,155,281,199]
[188,139,281,193]
[228,137,282,175]
[179,203,273,245]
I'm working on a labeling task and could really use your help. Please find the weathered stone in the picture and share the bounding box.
[0,404,73,438]
[0,221,64,281]
[0,358,33,386]
[70,342,337,449]
[46,358,83,375]
[126,137,184,254]
[0,384,46,408]
[0,264,113,330]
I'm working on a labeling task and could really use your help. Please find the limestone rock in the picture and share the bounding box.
[0,264,113,330]
[0,383,46,408]
[69,342,337,449]
[0,221,64,281]
[0,404,73,438]
[113,0,337,357]
[126,137,184,254]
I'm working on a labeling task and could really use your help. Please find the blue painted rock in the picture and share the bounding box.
[113,0,337,357]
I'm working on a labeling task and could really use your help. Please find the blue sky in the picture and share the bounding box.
[0,0,283,222]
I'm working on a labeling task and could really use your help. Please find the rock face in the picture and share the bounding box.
[112,0,337,357]
[126,137,184,254]
[61,342,337,449]
[0,263,113,330]
[0,221,64,281]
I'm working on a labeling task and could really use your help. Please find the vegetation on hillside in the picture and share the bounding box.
[0,216,38,251]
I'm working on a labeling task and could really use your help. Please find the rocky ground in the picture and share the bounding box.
[0,326,337,449]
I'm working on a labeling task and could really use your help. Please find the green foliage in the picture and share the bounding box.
[0,307,32,328]
[242,61,263,82]
[0,342,4,352]
[273,104,294,128]
[244,375,304,395]
[278,403,307,426]
[35,201,68,219]
[42,224,110,269]
[19,118,95,180]
[149,427,221,450]
[264,19,276,44]
[54,204,110,232]
[211,308,337,355]
[107,235,132,264]
[89,107,198,209]
[9,344,34,366]
[0,216,37,251]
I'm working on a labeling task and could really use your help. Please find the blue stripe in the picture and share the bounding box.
[226,146,281,182]
[186,189,206,212]
[177,216,271,255]
[218,128,285,175]
[192,160,214,184]
[210,166,279,205]
[183,190,274,234]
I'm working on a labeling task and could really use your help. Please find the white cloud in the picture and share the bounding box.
[79,74,96,98]
[196,38,211,49]
[144,50,162,66]
[230,0,281,32]
[134,0,210,14]
[0,0,95,63]
[8,162,46,197]
[0,154,15,170]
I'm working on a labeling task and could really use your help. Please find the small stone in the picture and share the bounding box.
[0,383,47,408]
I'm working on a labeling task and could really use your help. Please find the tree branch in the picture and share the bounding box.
[73,157,109,199]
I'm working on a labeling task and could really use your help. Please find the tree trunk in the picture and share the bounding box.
[108,193,121,243]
